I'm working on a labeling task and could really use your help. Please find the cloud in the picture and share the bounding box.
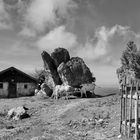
[1,0,140,70]
[0,38,42,73]
[0,21,11,30]
[22,0,77,35]
[0,0,77,34]
[0,0,11,30]
[76,25,140,66]
[37,24,140,67]
[0,0,30,31]
[37,25,78,52]
[19,27,36,37]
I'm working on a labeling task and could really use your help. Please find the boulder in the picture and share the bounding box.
[8,106,29,120]
[42,70,57,90]
[57,57,94,87]
[51,48,70,68]
[40,83,52,96]
[41,51,62,88]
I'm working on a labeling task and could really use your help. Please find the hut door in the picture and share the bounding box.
[8,82,17,98]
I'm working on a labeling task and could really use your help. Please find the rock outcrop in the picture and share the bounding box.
[57,57,94,87]
[40,83,52,97]
[41,48,95,89]
[43,70,58,90]
[51,48,70,68]
[8,106,29,120]
[41,51,62,89]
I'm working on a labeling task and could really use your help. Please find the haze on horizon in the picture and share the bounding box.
[0,0,140,87]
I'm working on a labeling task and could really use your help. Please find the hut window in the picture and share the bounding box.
[0,83,3,89]
[24,84,28,89]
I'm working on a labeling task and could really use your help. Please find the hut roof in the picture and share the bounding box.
[0,67,37,83]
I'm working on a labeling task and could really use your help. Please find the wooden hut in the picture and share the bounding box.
[0,67,37,98]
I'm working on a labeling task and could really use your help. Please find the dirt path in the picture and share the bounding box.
[41,99,90,121]
[55,99,89,116]
[0,95,128,140]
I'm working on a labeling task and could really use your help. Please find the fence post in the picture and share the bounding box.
[124,83,128,136]
[128,83,133,138]
[135,82,139,140]
[122,84,126,135]
[120,84,124,134]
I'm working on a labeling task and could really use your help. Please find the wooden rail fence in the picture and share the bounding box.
[120,79,140,140]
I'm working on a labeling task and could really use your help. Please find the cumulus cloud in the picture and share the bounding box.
[19,27,36,37]
[76,39,106,60]
[1,0,140,69]
[76,25,140,65]
[36,24,140,66]
[0,0,77,34]
[0,21,11,30]
[22,0,77,35]
[0,0,30,31]
[37,25,78,52]
[0,0,11,30]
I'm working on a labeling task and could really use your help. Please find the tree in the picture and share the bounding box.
[121,41,137,70]
[134,51,140,78]
[116,66,124,76]
[119,41,140,79]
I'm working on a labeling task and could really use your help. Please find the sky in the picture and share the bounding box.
[0,0,140,87]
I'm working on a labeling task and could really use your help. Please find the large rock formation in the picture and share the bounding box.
[41,48,95,89]
[51,48,70,68]
[57,57,94,87]
[41,51,62,89]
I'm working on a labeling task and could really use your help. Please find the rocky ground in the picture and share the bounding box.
[0,89,133,140]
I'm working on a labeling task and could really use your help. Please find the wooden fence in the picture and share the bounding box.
[120,79,140,140]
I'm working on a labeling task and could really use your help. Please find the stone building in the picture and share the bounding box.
[0,67,37,98]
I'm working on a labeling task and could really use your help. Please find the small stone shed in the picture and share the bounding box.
[0,67,37,98]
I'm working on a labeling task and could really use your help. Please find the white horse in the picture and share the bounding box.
[51,85,72,100]
[35,83,48,98]
[80,82,96,98]
[51,85,61,100]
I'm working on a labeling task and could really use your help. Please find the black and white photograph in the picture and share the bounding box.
[0,0,139,139]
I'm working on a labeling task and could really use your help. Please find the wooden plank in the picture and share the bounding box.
[128,84,133,138]
[123,94,140,100]
[124,84,128,136]
[122,121,139,128]
[124,86,128,136]
[120,84,123,134]
[120,77,140,139]
[135,83,139,140]
[123,85,126,136]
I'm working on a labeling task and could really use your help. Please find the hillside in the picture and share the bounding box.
[0,88,129,140]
